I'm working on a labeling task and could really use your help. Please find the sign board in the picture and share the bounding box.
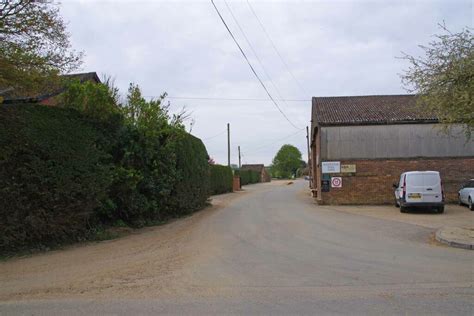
[321,161,340,173]
[331,177,342,188]
[321,180,330,192]
[341,164,356,173]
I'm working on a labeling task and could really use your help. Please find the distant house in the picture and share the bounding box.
[309,94,474,205]
[1,72,101,105]
[241,164,271,183]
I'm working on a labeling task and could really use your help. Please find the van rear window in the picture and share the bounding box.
[424,174,440,186]
[406,173,440,187]
[406,174,424,187]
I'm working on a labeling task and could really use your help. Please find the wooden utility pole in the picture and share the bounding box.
[238,146,241,168]
[306,126,311,184]
[227,123,230,167]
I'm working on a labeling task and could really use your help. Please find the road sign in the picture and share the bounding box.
[322,161,341,173]
[341,164,356,173]
[331,177,342,188]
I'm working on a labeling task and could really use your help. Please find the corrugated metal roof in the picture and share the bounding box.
[312,94,438,126]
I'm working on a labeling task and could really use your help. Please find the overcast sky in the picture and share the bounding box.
[61,0,472,165]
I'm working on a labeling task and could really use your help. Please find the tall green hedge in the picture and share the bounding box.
[210,164,233,195]
[168,131,210,215]
[235,169,260,186]
[0,104,211,254]
[0,104,115,253]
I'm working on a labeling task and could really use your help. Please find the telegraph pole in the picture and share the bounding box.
[238,146,241,168]
[306,126,311,185]
[227,123,230,167]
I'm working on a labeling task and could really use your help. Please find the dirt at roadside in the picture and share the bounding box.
[0,190,247,302]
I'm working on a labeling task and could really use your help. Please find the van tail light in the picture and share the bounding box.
[402,176,406,200]
[441,180,445,202]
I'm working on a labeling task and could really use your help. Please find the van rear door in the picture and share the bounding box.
[422,173,442,203]
[405,172,442,204]
[405,173,424,203]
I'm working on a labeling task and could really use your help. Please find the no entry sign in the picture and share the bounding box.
[331,177,342,188]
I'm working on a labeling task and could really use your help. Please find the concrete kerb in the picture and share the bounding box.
[435,227,474,250]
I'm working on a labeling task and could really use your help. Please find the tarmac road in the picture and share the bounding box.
[1,180,472,315]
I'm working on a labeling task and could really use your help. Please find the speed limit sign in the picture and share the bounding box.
[331,177,342,188]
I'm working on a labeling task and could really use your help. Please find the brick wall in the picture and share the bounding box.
[320,157,474,205]
[233,176,241,192]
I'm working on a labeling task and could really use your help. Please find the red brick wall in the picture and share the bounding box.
[320,157,474,205]
[233,176,241,192]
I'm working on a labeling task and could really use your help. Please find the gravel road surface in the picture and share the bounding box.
[1,180,472,315]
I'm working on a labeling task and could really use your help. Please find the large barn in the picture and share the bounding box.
[309,95,474,205]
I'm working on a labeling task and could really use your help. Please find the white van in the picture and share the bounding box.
[393,171,444,213]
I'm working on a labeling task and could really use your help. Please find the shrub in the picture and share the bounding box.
[210,164,233,195]
[0,104,114,253]
[168,131,210,215]
[61,80,120,121]
[103,125,178,226]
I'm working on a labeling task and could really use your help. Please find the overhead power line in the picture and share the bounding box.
[147,96,310,102]
[223,0,303,126]
[201,129,227,141]
[246,0,309,97]
[210,0,301,130]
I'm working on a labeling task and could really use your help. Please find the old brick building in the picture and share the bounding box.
[241,164,271,183]
[309,95,474,204]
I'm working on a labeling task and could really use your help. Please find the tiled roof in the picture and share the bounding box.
[311,94,438,126]
[241,164,265,172]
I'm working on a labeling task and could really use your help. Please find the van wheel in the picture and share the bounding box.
[469,197,474,211]
[400,205,407,213]
[437,206,444,214]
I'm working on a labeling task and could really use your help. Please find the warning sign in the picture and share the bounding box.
[331,177,342,188]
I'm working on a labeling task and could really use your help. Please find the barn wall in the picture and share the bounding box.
[319,157,474,205]
[320,124,474,160]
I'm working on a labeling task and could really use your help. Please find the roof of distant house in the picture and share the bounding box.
[241,164,266,172]
[1,72,101,103]
[311,94,438,126]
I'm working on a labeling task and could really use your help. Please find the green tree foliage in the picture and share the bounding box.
[272,144,303,179]
[61,80,121,121]
[0,0,83,98]
[102,84,208,226]
[210,164,233,194]
[401,25,474,137]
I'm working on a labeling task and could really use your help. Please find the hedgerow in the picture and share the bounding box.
[0,104,115,253]
[210,164,233,194]
[168,131,210,215]
[0,100,211,253]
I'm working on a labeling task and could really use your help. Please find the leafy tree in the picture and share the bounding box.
[271,144,303,179]
[401,24,474,137]
[61,80,120,121]
[0,0,83,98]
[122,83,188,133]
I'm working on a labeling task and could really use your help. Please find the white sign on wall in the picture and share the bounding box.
[322,161,341,173]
